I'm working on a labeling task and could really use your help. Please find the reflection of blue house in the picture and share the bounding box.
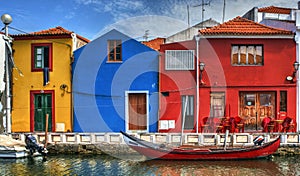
[72,29,159,133]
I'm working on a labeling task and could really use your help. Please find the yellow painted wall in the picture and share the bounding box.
[12,38,73,132]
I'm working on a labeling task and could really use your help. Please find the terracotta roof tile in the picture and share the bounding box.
[142,38,165,51]
[258,6,293,14]
[12,26,90,42]
[199,16,293,36]
[31,26,72,35]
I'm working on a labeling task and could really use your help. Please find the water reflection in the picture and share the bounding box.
[141,159,281,176]
[0,155,299,176]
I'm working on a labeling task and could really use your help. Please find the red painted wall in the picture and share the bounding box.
[159,38,296,133]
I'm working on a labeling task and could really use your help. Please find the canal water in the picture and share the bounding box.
[0,154,299,176]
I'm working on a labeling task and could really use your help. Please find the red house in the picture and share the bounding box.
[159,17,296,133]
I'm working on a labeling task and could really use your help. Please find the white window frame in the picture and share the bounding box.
[165,50,195,70]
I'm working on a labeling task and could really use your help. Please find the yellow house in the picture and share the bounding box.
[11,26,89,132]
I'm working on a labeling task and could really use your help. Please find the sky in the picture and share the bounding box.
[0,0,298,41]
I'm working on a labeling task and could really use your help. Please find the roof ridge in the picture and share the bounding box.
[12,26,90,42]
[31,26,72,35]
[259,5,294,11]
[258,5,294,14]
[199,16,293,36]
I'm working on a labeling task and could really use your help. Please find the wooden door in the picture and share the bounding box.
[34,93,52,132]
[128,93,147,131]
[240,92,275,131]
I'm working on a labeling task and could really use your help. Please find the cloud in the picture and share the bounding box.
[74,0,95,5]
[76,0,299,39]
[93,15,187,40]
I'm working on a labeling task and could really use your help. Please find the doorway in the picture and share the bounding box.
[240,92,275,131]
[181,95,194,130]
[30,91,54,132]
[126,92,148,132]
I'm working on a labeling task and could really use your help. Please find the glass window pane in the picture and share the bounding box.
[240,46,247,65]
[245,94,255,106]
[109,53,114,61]
[116,46,121,53]
[37,55,42,61]
[231,46,239,64]
[248,46,255,65]
[259,94,271,106]
[36,48,42,54]
[36,61,42,68]
[256,46,263,65]
[116,54,121,61]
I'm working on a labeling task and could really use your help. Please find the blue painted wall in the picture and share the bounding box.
[72,29,158,132]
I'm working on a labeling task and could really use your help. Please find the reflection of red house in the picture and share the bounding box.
[159,16,296,133]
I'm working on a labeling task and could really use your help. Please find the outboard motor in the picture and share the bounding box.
[25,134,47,156]
[253,135,264,146]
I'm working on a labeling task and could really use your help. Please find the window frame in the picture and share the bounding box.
[231,44,263,66]
[31,43,53,72]
[107,40,122,62]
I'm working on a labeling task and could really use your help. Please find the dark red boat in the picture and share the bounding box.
[121,131,280,160]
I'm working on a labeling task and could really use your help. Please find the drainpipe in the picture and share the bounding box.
[296,11,300,132]
[70,33,77,132]
[195,35,200,133]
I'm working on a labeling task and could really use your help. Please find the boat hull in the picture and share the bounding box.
[121,132,280,160]
[0,147,28,158]
[0,151,28,158]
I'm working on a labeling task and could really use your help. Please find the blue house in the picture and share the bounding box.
[72,29,159,133]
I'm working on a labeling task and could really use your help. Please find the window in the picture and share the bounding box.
[210,92,225,117]
[165,50,194,70]
[244,94,256,106]
[107,40,122,62]
[181,95,194,130]
[231,45,263,65]
[264,13,290,21]
[32,43,52,71]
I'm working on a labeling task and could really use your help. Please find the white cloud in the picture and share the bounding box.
[74,0,95,5]
[76,0,299,39]
[93,15,187,40]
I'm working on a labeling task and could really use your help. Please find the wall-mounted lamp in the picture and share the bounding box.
[293,61,300,81]
[287,61,300,82]
[294,61,300,73]
[60,84,69,96]
[199,62,205,85]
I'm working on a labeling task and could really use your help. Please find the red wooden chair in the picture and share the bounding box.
[218,117,229,133]
[214,118,224,133]
[281,117,296,133]
[267,120,275,132]
[234,116,245,133]
[201,117,213,133]
[229,117,236,133]
[261,117,271,132]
